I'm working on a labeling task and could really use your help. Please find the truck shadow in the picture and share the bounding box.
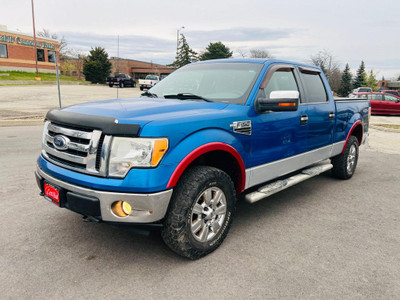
[55,171,336,264]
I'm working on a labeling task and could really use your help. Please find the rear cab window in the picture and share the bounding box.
[298,67,328,103]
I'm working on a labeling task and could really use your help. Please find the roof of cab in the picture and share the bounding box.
[193,58,322,72]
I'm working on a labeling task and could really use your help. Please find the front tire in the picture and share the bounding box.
[119,82,124,88]
[331,135,359,179]
[161,166,236,259]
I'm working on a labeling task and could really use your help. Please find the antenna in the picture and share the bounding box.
[116,34,119,99]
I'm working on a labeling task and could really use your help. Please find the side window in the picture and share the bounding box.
[384,94,398,102]
[37,49,45,62]
[0,44,8,58]
[373,94,383,101]
[299,71,328,103]
[264,69,299,100]
[48,50,56,63]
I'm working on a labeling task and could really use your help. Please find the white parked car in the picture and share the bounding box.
[139,75,160,91]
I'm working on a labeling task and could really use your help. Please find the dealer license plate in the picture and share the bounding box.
[44,182,60,206]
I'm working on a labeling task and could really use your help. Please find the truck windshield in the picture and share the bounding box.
[149,62,263,105]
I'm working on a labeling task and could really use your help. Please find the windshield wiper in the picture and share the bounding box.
[164,93,213,102]
[141,91,158,98]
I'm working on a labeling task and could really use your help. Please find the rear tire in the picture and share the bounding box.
[161,166,236,259]
[331,136,359,179]
[140,86,143,91]
[109,84,113,87]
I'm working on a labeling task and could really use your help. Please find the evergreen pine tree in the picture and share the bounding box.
[353,61,367,88]
[83,47,112,84]
[199,42,233,61]
[170,34,198,68]
[366,70,378,91]
[338,63,353,97]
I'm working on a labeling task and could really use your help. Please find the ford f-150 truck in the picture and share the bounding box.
[106,73,136,88]
[35,59,370,259]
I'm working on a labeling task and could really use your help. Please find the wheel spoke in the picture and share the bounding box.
[191,219,203,234]
[199,225,210,242]
[211,190,223,209]
[210,221,221,233]
[203,189,212,205]
[214,204,226,216]
[192,203,203,215]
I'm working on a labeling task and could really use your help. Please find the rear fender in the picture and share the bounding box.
[342,118,363,153]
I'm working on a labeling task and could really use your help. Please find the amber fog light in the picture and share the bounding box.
[111,201,132,217]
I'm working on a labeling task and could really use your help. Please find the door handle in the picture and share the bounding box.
[329,112,335,121]
[300,114,308,125]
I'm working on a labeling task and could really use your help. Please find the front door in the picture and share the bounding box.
[247,65,308,187]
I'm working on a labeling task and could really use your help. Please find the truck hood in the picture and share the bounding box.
[62,98,229,127]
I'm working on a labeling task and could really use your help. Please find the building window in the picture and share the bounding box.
[48,51,56,63]
[80,72,84,77]
[37,49,45,62]
[72,71,77,76]
[60,71,64,75]
[66,71,70,76]
[0,44,7,58]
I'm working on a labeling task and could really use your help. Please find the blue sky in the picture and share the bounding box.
[3,0,400,79]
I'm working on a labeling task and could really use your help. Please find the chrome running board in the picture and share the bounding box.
[245,163,333,203]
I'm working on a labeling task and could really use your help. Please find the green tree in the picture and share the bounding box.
[353,61,367,88]
[366,70,378,91]
[83,47,112,84]
[199,42,233,61]
[338,63,353,97]
[171,34,198,68]
[397,75,400,81]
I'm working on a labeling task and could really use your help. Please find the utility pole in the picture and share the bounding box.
[55,52,62,108]
[176,26,184,57]
[31,0,40,80]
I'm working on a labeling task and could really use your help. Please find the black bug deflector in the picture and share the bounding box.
[45,110,140,137]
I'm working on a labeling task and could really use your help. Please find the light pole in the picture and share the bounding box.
[31,0,40,80]
[176,26,184,57]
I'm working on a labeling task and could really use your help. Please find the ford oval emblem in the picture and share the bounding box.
[53,135,70,150]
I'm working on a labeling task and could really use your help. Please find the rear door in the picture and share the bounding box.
[383,94,400,114]
[297,67,335,152]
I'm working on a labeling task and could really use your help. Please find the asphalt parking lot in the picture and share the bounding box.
[0,84,399,299]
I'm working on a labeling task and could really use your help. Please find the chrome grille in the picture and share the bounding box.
[42,121,110,176]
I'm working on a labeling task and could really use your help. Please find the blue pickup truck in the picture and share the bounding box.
[35,59,370,259]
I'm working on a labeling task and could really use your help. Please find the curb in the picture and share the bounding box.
[370,124,400,133]
[0,119,44,127]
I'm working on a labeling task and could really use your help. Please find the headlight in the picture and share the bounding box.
[108,137,168,177]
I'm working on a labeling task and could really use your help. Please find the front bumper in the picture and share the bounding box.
[35,167,173,223]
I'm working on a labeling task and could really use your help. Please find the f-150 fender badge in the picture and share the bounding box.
[230,120,252,135]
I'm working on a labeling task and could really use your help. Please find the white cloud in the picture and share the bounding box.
[2,0,399,78]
